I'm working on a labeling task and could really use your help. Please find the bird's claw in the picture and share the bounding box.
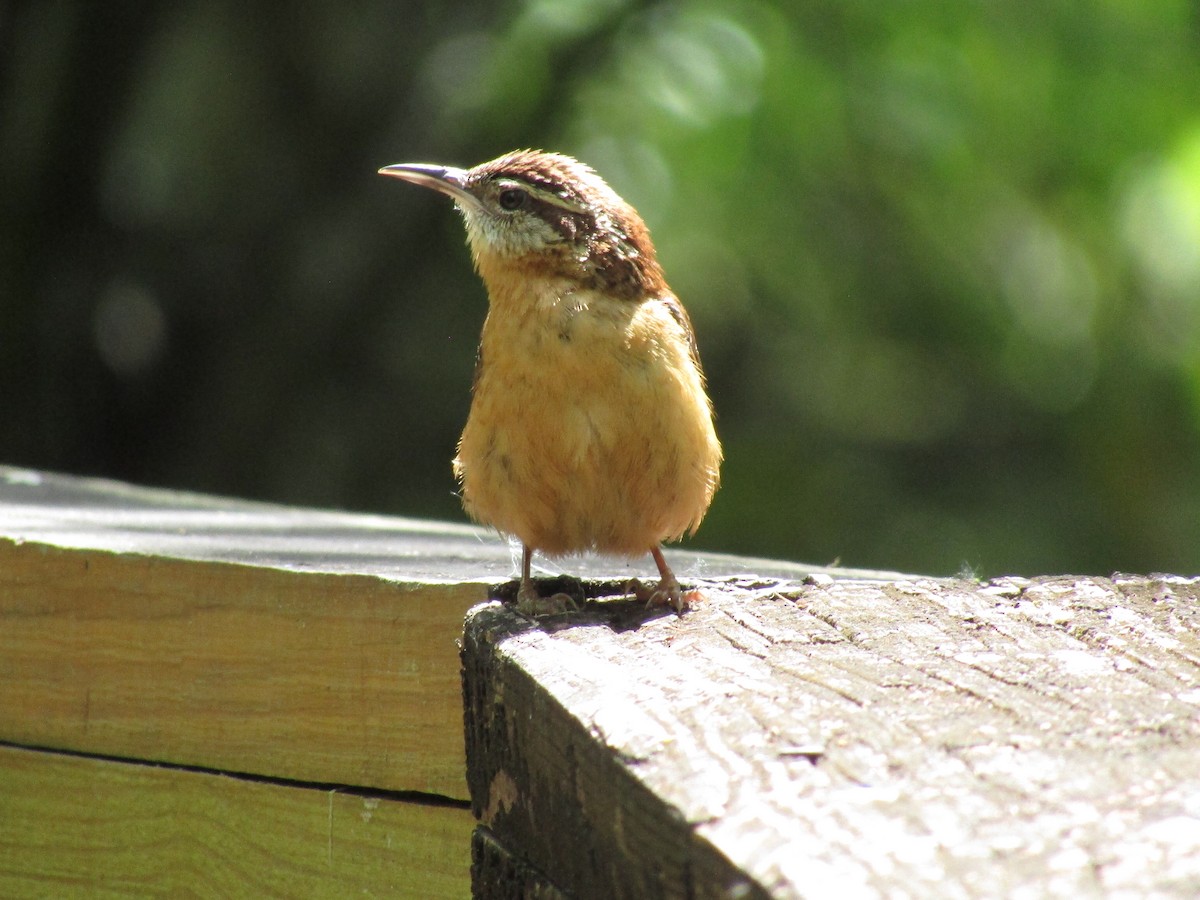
[515,585,578,617]
[625,576,699,614]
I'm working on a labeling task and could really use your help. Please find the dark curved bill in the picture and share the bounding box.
[377,163,481,211]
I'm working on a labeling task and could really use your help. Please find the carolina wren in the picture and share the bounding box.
[379,150,721,613]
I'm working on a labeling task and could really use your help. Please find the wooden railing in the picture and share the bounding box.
[2,466,1198,897]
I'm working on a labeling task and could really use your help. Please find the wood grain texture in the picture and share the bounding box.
[471,826,567,900]
[0,744,472,898]
[0,539,478,797]
[463,575,1200,899]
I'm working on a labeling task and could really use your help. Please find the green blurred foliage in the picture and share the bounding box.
[2,0,1199,577]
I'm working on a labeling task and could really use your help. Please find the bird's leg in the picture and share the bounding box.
[514,544,578,616]
[627,546,700,613]
[515,544,538,610]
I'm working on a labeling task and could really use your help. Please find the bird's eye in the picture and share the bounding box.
[498,188,527,211]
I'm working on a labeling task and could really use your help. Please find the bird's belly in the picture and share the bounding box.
[455,318,718,556]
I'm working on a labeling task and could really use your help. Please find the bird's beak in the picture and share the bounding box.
[378,163,482,212]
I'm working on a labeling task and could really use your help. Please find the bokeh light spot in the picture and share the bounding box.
[93,282,168,378]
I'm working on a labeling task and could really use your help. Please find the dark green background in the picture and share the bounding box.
[4,1,1199,578]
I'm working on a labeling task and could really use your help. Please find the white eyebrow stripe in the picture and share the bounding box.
[537,192,590,214]
[495,177,590,215]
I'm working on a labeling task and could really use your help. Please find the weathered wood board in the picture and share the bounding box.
[0,743,473,898]
[463,575,1200,898]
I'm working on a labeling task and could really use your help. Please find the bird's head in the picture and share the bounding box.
[379,150,666,299]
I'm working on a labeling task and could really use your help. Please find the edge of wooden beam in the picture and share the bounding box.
[0,537,481,797]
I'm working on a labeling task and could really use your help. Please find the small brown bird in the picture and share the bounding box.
[379,150,721,613]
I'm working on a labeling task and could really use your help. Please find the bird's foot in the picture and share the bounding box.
[625,574,700,614]
[515,579,578,616]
